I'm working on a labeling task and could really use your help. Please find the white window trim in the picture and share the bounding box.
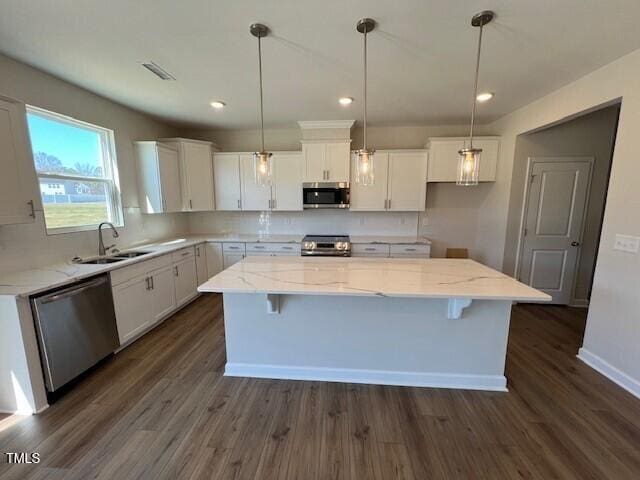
[27,106,124,235]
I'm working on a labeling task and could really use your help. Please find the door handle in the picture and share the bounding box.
[145,277,150,290]
[571,241,580,247]
[150,276,154,290]
[237,199,241,209]
[27,200,36,219]
[174,266,179,276]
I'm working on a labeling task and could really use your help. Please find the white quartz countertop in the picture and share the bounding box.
[198,256,551,302]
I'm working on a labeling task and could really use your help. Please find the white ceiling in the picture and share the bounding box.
[1,1,639,129]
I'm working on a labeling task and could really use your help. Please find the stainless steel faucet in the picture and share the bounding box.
[98,222,119,256]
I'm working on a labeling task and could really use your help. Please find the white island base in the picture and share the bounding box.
[199,257,550,392]
[223,293,512,391]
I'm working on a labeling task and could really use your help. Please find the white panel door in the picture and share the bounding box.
[427,139,463,182]
[240,154,271,211]
[213,154,242,210]
[205,242,224,278]
[303,143,326,182]
[157,145,182,212]
[182,142,214,211]
[519,159,592,304]
[387,152,428,211]
[349,152,388,211]
[112,275,153,345]
[272,153,302,211]
[0,96,36,225]
[150,265,176,323]
[325,142,351,182]
[195,244,209,285]
[174,257,198,307]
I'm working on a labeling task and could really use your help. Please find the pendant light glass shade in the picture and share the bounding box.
[254,151,273,186]
[356,148,375,185]
[250,23,273,186]
[355,18,376,186]
[458,11,494,186]
[457,148,481,185]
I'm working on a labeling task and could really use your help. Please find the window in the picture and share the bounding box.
[26,107,123,233]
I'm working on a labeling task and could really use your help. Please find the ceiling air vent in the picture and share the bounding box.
[141,61,176,80]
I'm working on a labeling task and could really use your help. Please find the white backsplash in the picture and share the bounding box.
[188,210,420,237]
[0,208,189,274]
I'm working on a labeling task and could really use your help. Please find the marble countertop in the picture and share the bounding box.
[198,256,551,302]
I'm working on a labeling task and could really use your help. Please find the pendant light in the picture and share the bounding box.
[355,18,376,186]
[250,23,273,186]
[457,11,494,186]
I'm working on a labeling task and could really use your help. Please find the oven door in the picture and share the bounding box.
[302,182,350,209]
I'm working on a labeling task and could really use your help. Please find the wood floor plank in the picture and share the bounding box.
[2,297,640,480]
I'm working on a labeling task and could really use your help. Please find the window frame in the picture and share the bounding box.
[26,106,124,235]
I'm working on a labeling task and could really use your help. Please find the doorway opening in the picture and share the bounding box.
[504,103,620,312]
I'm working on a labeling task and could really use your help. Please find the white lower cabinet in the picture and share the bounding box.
[112,274,155,345]
[195,244,208,285]
[223,242,246,268]
[205,242,224,277]
[351,243,431,259]
[223,253,245,268]
[150,265,178,322]
[174,257,198,307]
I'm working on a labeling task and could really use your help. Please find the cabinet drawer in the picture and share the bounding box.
[223,242,246,253]
[352,244,390,256]
[389,244,431,257]
[110,253,172,286]
[270,243,301,254]
[171,246,195,262]
[246,242,270,253]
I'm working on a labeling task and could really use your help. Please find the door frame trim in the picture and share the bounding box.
[514,156,594,305]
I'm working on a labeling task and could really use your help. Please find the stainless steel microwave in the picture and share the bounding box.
[302,182,350,209]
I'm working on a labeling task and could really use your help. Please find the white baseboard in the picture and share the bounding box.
[225,363,507,392]
[578,348,640,399]
[0,403,47,415]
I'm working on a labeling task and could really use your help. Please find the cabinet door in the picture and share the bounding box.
[182,142,215,211]
[325,142,351,182]
[240,154,271,210]
[223,253,245,269]
[157,145,182,212]
[467,138,499,182]
[205,242,223,277]
[195,244,209,285]
[0,96,37,225]
[387,152,428,211]
[272,153,302,211]
[112,275,153,345]
[303,143,326,182]
[150,265,176,323]
[427,139,464,182]
[349,152,389,211]
[174,257,198,307]
[213,154,242,210]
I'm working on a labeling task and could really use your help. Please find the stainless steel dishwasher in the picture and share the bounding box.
[31,274,119,392]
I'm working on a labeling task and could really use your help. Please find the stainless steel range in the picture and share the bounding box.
[301,235,351,257]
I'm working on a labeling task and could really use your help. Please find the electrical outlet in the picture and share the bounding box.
[614,234,640,253]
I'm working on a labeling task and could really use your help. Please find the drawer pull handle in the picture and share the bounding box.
[282,247,293,250]
[181,251,190,256]
[228,246,239,250]
[365,248,376,251]
[405,248,417,251]
[254,246,265,249]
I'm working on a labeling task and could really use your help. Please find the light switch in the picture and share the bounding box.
[614,234,640,253]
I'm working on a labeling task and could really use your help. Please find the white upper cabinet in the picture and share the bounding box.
[427,136,500,182]
[0,96,37,225]
[160,138,215,211]
[387,151,428,211]
[240,153,271,211]
[350,152,389,211]
[213,153,242,210]
[135,142,182,214]
[272,153,303,211]
[302,141,351,183]
[350,150,428,212]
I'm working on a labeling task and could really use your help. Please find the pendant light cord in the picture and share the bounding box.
[363,27,368,150]
[469,23,483,149]
[258,35,265,153]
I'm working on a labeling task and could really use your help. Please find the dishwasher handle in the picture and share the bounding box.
[38,276,109,304]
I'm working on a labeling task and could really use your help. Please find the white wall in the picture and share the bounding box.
[479,48,640,397]
[0,53,186,274]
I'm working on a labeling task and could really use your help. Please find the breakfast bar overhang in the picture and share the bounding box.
[198,257,550,391]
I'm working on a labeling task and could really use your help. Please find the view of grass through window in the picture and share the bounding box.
[26,109,121,231]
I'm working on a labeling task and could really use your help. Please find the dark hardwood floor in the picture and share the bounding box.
[1,295,639,479]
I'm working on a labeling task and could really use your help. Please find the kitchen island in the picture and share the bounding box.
[198,257,550,391]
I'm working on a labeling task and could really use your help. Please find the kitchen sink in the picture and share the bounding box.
[114,250,151,258]
[79,257,125,264]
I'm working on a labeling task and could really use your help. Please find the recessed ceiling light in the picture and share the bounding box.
[476,92,494,102]
[339,97,354,106]
[210,101,226,109]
